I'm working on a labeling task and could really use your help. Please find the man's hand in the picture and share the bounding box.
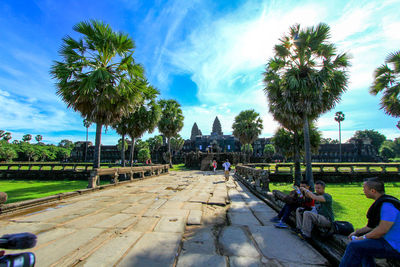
[348,231,357,239]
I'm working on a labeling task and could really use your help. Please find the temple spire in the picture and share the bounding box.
[211,116,223,136]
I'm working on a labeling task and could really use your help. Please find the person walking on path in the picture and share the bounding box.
[340,178,400,266]
[222,159,231,181]
[212,160,217,173]
[296,180,334,240]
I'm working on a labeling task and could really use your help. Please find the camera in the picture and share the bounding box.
[0,233,37,267]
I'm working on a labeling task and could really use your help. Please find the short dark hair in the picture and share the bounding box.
[300,180,309,186]
[315,180,326,188]
[364,177,385,194]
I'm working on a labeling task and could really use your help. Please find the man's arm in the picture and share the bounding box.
[348,226,373,239]
[301,188,326,202]
[353,221,394,240]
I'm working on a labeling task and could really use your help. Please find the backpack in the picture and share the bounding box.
[332,221,354,236]
[318,221,354,237]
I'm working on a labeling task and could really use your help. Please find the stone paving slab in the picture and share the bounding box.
[229,256,263,267]
[93,213,133,228]
[182,202,202,211]
[154,216,186,233]
[219,226,260,258]
[33,227,105,267]
[228,211,261,226]
[80,230,143,267]
[177,253,226,267]
[117,232,182,267]
[187,210,202,225]
[181,227,216,255]
[248,225,329,266]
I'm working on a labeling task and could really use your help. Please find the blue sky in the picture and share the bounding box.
[0,0,399,145]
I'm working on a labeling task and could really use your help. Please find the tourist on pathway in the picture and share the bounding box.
[212,160,217,173]
[296,180,334,240]
[271,181,315,229]
[339,178,400,266]
[222,159,231,181]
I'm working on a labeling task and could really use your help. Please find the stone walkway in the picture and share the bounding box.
[0,171,329,266]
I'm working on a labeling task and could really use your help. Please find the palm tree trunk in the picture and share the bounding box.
[121,134,126,167]
[93,123,102,169]
[293,131,301,186]
[303,116,314,190]
[84,126,88,162]
[129,138,135,167]
[168,137,173,168]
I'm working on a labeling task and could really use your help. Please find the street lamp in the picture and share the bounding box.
[334,111,345,162]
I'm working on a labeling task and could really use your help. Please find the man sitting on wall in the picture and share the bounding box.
[296,180,334,240]
[339,178,400,266]
[271,180,315,228]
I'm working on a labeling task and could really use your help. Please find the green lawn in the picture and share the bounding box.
[269,182,400,229]
[170,163,189,171]
[0,180,107,203]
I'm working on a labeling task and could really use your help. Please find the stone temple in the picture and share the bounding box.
[182,116,271,154]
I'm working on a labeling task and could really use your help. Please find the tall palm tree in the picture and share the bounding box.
[334,111,345,162]
[370,50,400,129]
[83,118,92,162]
[158,100,184,167]
[123,86,161,166]
[50,20,145,169]
[232,109,263,162]
[264,23,350,187]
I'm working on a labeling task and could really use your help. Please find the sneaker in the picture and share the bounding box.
[270,216,280,223]
[274,221,288,228]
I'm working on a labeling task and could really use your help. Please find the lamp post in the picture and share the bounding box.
[334,111,345,162]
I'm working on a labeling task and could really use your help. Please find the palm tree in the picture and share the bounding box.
[3,132,12,143]
[370,50,400,128]
[35,134,43,144]
[334,111,345,162]
[123,86,161,166]
[158,100,184,167]
[83,118,92,162]
[22,134,32,143]
[264,23,350,187]
[232,109,263,162]
[50,20,146,169]
[148,135,163,163]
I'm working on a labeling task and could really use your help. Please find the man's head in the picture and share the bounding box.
[226,159,229,162]
[299,180,311,190]
[363,177,385,199]
[315,180,326,195]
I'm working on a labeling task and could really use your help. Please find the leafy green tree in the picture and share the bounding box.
[0,131,4,139]
[56,147,71,161]
[370,50,400,128]
[264,23,350,187]
[158,99,184,167]
[352,130,386,152]
[51,20,146,169]
[232,110,263,147]
[12,140,19,145]
[22,134,32,143]
[263,144,275,162]
[393,138,400,157]
[148,135,163,162]
[35,135,43,144]
[379,140,396,159]
[241,144,253,154]
[59,139,74,150]
[0,141,17,162]
[170,135,185,156]
[321,138,339,144]
[138,148,151,163]
[121,86,161,166]
[135,139,149,152]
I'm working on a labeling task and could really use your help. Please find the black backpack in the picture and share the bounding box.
[332,221,354,236]
[318,221,354,237]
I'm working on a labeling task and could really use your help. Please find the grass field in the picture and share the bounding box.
[269,182,400,229]
[0,180,107,203]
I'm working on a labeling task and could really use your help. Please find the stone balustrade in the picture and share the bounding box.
[235,165,270,191]
[88,164,169,188]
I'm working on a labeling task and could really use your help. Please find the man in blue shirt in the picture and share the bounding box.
[340,178,400,266]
